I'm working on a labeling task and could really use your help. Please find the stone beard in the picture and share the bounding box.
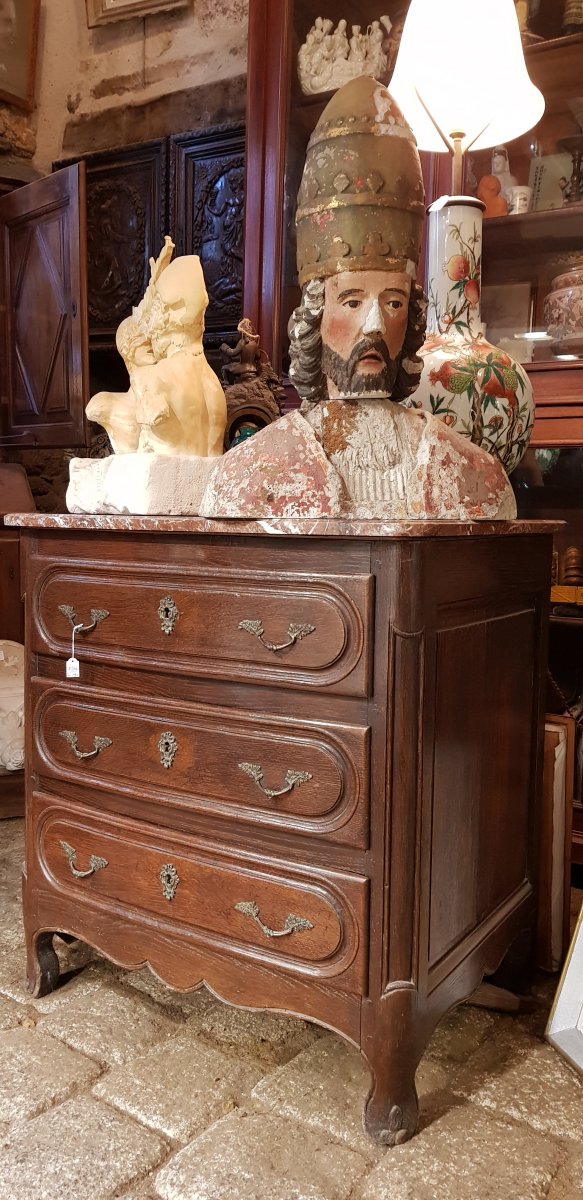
[286,268,436,509]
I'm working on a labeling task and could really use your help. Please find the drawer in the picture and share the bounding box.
[32,564,373,696]
[35,795,368,992]
[34,684,370,848]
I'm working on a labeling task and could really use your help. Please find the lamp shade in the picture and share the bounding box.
[390,0,545,153]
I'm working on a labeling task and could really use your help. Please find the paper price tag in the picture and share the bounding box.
[66,656,80,679]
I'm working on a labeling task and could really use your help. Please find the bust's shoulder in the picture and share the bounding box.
[200,411,347,518]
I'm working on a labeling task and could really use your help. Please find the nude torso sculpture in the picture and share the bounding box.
[86,237,226,457]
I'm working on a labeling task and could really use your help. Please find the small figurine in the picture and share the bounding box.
[220,317,261,384]
[86,237,227,458]
[220,322,283,449]
[477,174,508,218]
[491,146,517,208]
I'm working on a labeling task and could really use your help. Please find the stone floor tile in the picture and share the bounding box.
[426,1004,496,1063]
[354,1102,562,1200]
[0,994,28,1029]
[0,941,104,1008]
[452,1027,583,1141]
[153,1109,368,1200]
[0,945,30,1003]
[250,1035,451,1162]
[93,1030,264,1141]
[114,966,204,1015]
[0,1026,101,1123]
[177,986,323,1065]
[547,1152,583,1200]
[119,973,322,1065]
[37,983,180,1065]
[0,1095,167,1200]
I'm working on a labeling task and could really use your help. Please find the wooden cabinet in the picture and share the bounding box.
[242,3,583,434]
[170,124,245,370]
[57,123,245,375]
[243,0,456,377]
[476,34,583,447]
[82,140,168,351]
[13,513,554,1143]
[0,122,245,449]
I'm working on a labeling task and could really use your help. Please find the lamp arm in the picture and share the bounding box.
[413,86,494,195]
[413,87,453,152]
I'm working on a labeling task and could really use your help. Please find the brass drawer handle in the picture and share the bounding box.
[60,839,108,879]
[59,730,112,760]
[238,619,315,653]
[159,863,180,901]
[158,595,180,635]
[234,900,314,939]
[58,605,109,633]
[238,762,312,798]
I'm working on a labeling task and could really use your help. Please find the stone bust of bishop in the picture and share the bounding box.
[201,76,515,521]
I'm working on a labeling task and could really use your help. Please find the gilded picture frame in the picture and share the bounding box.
[0,0,40,112]
[546,902,583,1076]
[86,0,189,27]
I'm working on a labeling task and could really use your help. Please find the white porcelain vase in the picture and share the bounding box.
[405,196,535,475]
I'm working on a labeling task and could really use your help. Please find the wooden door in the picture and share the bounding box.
[0,164,89,449]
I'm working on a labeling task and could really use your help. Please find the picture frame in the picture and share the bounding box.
[546,902,583,1075]
[85,0,189,27]
[0,0,40,113]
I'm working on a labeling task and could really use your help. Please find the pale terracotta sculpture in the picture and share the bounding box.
[86,237,226,457]
[201,77,516,521]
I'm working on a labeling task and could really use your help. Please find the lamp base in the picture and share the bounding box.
[405,196,534,475]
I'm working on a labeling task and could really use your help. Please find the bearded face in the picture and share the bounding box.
[320,269,411,401]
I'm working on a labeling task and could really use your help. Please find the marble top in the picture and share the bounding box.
[4,513,561,538]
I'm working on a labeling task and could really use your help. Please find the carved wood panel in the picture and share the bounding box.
[169,123,245,371]
[0,164,89,449]
[55,141,167,350]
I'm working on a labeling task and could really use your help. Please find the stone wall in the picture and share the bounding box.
[35,0,249,170]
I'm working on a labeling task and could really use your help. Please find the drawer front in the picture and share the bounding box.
[35,796,368,991]
[33,565,373,696]
[34,685,370,848]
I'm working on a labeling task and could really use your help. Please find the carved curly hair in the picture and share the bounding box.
[288,278,428,408]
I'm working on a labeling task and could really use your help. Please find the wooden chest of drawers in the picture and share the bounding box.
[11,513,555,1145]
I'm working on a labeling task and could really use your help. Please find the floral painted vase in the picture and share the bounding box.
[405,197,534,475]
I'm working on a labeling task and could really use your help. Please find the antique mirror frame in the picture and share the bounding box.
[0,0,40,112]
[85,0,189,26]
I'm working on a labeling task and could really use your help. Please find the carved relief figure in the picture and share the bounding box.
[193,160,244,319]
[201,77,516,521]
[87,180,147,325]
[86,237,226,457]
[298,14,392,94]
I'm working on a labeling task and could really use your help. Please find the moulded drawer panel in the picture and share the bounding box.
[32,566,373,696]
[33,683,371,849]
[35,794,369,994]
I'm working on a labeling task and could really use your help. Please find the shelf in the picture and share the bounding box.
[549,614,583,626]
[482,203,583,261]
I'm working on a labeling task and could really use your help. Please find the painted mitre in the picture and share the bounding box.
[295,74,425,287]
